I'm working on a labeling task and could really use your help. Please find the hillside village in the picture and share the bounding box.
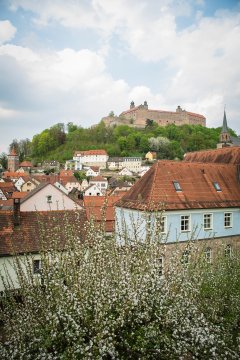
[0,109,240,289]
[1,108,240,358]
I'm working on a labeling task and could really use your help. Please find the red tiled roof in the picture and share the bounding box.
[3,172,25,178]
[74,149,107,156]
[0,199,13,207]
[83,195,123,232]
[19,161,33,167]
[9,148,17,156]
[89,166,100,172]
[184,146,240,164]
[89,176,107,182]
[60,176,79,185]
[60,170,73,177]
[116,160,240,211]
[12,192,28,199]
[0,210,87,256]
[0,182,14,189]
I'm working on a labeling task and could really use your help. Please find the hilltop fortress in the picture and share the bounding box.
[102,101,206,128]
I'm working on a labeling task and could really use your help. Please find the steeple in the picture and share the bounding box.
[219,109,231,146]
[221,109,228,134]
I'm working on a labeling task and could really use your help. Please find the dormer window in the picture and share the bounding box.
[213,182,221,191]
[173,180,182,192]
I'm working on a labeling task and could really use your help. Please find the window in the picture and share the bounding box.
[224,212,233,228]
[225,244,232,258]
[181,215,190,232]
[204,247,212,264]
[33,259,42,274]
[160,216,167,233]
[213,182,221,191]
[181,250,190,265]
[46,195,52,203]
[203,213,213,230]
[173,180,182,191]
[159,257,164,276]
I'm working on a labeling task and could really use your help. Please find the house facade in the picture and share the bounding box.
[73,150,108,170]
[20,183,82,211]
[107,157,142,172]
[115,158,240,260]
[0,208,86,291]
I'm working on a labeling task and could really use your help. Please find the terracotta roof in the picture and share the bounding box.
[3,172,25,178]
[74,149,108,156]
[0,210,86,256]
[184,146,240,165]
[0,182,14,189]
[84,195,123,232]
[89,166,100,172]
[89,175,107,182]
[60,176,79,185]
[116,160,240,211]
[32,174,60,184]
[19,161,33,167]
[0,199,13,208]
[12,192,28,199]
[60,170,73,176]
[9,148,17,156]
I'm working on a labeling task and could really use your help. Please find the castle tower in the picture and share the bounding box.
[143,100,148,109]
[130,101,135,109]
[8,148,19,172]
[218,110,231,148]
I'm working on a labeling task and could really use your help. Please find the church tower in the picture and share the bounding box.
[217,110,232,148]
[7,148,19,172]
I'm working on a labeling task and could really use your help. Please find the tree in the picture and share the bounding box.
[1,218,240,358]
[0,152,7,170]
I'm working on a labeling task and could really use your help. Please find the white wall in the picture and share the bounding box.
[21,184,82,211]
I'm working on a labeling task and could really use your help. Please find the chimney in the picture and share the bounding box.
[13,197,21,226]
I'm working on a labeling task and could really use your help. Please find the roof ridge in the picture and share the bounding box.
[148,161,160,204]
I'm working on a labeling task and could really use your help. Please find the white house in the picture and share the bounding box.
[118,167,133,176]
[20,183,82,211]
[107,157,142,172]
[73,150,109,170]
[84,184,104,196]
[89,176,108,194]
[86,166,100,177]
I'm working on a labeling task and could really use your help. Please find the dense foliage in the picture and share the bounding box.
[5,120,236,165]
[0,217,240,359]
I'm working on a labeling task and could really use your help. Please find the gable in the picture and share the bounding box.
[21,184,82,211]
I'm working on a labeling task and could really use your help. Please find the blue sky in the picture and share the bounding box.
[0,0,240,153]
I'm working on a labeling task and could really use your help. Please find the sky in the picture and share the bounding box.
[0,0,240,153]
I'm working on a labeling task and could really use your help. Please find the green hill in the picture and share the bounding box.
[6,121,236,165]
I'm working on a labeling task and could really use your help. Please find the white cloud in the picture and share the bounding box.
[1,0,240,152]
[0,20,16,44]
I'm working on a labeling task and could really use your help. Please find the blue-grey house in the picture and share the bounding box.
[115,147,240,260]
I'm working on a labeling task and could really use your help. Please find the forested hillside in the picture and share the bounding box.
[6,121,236,165]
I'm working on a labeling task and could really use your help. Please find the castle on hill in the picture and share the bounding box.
[102,101,206,128]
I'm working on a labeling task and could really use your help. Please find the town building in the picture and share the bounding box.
[102,102,206,128]
[0,208,86,291]
[20,183,82,211]
[73,150,109,170]
[217,110,240,148]
[115,156,240,262]
[107,157,142,172]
